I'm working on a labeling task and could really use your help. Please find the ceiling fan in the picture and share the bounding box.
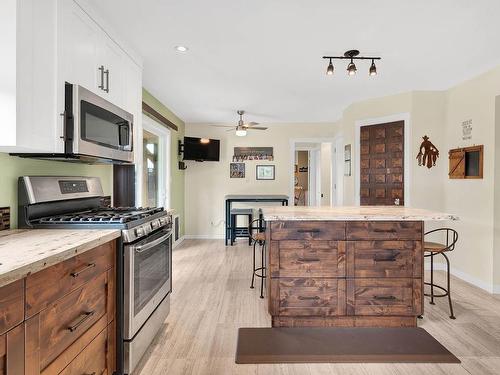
[212,110,268,136]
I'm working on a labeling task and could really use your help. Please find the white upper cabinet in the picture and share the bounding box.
[0,0,142,154]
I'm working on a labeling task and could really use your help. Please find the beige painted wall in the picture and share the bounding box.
[184,123,338,237]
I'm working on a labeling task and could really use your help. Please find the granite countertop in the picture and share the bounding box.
[0,229,121,288]
[262,206,458,221]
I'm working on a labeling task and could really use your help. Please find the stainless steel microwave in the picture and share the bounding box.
[63,83,134,163]
[12,83,134,164]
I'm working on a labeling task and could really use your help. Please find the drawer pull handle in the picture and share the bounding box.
[298,296,320,300]
[297,258,320,262]
[374,295,397,300]
[70,263,96,278]
[296,229,321,233]
[373,256,398,262]
[373,228,397,233]
[67,311,95,332]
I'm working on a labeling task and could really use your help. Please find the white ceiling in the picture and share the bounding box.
[89,0,500,124]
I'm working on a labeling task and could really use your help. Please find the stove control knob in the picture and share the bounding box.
[151,219,160,229]
[159,217,167,226]
[135,226,145,237]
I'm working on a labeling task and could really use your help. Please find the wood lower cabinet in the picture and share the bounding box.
[268,221,423,327]
[0,240,117,375]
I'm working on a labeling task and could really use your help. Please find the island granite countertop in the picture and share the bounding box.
[262,206,458,221]
[0,229,121,288]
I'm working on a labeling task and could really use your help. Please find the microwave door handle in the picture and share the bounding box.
[134,230,172,253]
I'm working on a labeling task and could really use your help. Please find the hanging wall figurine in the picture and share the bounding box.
[416,135,439,169]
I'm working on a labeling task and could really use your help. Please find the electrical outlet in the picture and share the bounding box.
[0,207,10,231]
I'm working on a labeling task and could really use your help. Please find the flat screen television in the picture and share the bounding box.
[183,137,220,161]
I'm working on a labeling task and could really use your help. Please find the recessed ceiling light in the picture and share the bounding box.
[174,45,189,53]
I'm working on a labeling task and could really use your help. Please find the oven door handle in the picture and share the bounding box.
[134,229,172,253]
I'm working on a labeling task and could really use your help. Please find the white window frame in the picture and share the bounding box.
[141,114,171,209]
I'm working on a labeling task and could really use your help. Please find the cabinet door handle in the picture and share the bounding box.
[98,65,105,91]
[297,258,320,262]
[298,296,320,300]
[67,311,95,332]
[373,251,399,262]
[373,228,397,233]
[70,263,96,278]
[296,229,321,233]
[103,69,110,93]
[374,295,397,300]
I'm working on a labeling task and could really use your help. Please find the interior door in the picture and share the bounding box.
[360,121,404,206]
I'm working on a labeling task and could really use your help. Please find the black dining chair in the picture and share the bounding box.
[423,227,458,319]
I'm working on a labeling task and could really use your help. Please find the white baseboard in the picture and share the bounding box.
[424,262,495,294]
[172,235,185,249]
[184,234,224,240]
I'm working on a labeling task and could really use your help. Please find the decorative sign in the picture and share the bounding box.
[233,147,273,161]
[230,163,245,178]
[256,165,275,180]
[416,135,439,169]
[462,119,472,140]
[344,144,352,176]
[0,207,10,231]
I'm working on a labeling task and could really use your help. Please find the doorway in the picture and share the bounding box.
[290,138,343,207]
[142,114,171,208]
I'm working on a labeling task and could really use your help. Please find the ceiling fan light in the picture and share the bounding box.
[369,60,377,76]
[326,59,334,75]
[235,127,247,137]
[200,138,210,144]
[347,60,357,76]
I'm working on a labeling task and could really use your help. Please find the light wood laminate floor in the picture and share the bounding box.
[135,239,500,375]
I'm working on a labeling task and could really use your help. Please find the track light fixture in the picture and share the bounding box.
[322,50,381,77]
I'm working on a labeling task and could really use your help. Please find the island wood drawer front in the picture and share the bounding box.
[273,278,346,316]
[0,323,24,375]
[57,326,107,375]
[35,273,108,370]
[346,278,421,316]
[346,241,422,278]
[278,241,346,278]
[346,221,422,240]
[25,241,115,318]
[0,280,24,335]
[270,221,346,241]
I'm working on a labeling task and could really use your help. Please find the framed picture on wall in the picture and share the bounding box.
[256,165,275,180]
[230,163,245,178]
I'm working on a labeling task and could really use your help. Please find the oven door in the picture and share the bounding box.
[124,227,172,340]
[72,85,134,163]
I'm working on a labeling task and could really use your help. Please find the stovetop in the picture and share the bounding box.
[35,206,165,225]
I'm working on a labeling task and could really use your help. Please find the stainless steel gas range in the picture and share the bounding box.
[18,176,172,375]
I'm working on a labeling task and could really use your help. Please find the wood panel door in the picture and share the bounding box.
[360,121,404,205]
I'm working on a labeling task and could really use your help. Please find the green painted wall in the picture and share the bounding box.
[0,153,112,228]
[142,88,186,236]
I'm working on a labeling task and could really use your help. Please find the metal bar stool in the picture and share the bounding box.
[424,228,458,319]
[249,216,266,298]
[230,208,253,246]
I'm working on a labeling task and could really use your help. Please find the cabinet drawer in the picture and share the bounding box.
[347,278,421,316]
[0,280,24,335]
[270,221,345,241]
[278,241,345,277]
[274,278,346,316]
[347,241,421,278]
[37,273,108,369]
[58,326,107,375]
[346,221,422,240]
[26,241,114,317]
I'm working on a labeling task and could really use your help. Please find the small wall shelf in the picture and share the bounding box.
[449,145,483,179]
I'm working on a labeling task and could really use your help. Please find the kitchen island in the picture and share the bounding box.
[262,206,457,328]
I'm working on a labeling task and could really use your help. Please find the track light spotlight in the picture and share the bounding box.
[369,59,377,76]
[326,58,334,75]
[347,59,357,76]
